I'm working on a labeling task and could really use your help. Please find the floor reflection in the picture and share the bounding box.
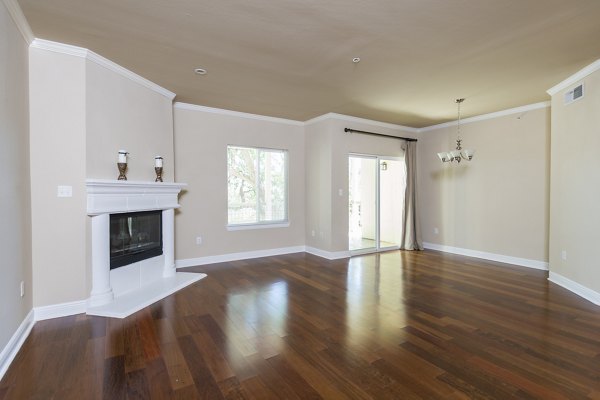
[225,281,288,358]
[346,253,407,348]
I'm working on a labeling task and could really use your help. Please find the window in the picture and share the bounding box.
[227,145,288,226]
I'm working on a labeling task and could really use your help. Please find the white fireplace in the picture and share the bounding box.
[85,179,204,318]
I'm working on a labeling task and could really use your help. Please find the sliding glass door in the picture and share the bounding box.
[348,155,404,253]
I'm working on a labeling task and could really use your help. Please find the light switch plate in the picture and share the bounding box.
[57,185,73,197]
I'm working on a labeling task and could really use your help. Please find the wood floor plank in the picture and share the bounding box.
[2,250,600,399]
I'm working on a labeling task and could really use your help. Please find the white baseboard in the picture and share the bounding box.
[304,246,351,260]
[176,245,352,268]
[34,300,87,321]
[548,271,600,306]
[0,309,34,380]
[423,242,549,270]
[176,246,307,267]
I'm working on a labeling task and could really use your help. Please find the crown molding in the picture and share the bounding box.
[174,102,305,126]
[2,0,34,44]
[418,101,550,133]
[305,112,419,133]
[30,39,176,100]
[547,59,600,96]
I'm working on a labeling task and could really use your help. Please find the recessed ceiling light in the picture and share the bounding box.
[194,68,207,75]
[352,57,360,63]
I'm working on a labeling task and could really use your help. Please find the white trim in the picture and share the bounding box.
[174,102,305,126]
[174,100,552,134]
[2,0,34,44]
[34,300,87,321]
[305,112,419,133]
[176,246,306,267]
[423,242,549,270]
[418,101,551,133]
[30,38,87,58]
[304,246,351,260]
[548,272,600,306]
[86,179,186,215]
[547,59,600,96]
[0,309,34,380]
[227,221,290,231]
[30,39,176,100]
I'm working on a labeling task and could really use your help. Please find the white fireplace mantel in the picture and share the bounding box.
[86,179,187,215]
[85,179,204,318]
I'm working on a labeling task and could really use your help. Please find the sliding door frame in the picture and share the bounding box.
[349,153,402,256]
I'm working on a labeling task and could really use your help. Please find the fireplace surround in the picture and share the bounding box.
[85,179,204,318]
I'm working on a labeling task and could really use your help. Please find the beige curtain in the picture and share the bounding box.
[400,141,423,250]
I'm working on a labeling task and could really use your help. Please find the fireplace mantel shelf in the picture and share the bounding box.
[86,179,187,215]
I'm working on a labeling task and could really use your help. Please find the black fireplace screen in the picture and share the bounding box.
[110,210,163,269]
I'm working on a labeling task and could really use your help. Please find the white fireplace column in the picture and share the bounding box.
[162,208,175,278]
[88,213,114,307]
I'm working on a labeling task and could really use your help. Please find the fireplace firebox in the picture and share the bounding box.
[110,210,162,269]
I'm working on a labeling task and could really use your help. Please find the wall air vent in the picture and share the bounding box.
[564,84,584,105]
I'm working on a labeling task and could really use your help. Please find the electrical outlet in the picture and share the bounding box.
[196,236,202,245]
[561,250,567,260]
[434,227,439,235]
[338,189,343,196]
[311,230,315,237]
[20,281,25,297]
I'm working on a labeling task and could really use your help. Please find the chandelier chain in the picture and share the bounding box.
[456,98,464,140]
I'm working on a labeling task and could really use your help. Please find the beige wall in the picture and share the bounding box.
[304,119,333,250]
[0,0,33,353]
[29,44,175,307]
[418,106,550,262]
[174,106,306,260]
[29,48,88,307]
[305,117,413,252]
[549,67,600,293]
[86,60,175,181]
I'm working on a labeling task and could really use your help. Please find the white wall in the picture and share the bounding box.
[0,0,33,358]
[86,59,175,182]
[173,105,306,261]
[29,41,175,307]
[304,119,334,250]
[305,116,414,253]
[418,105,550,264]
[548,61,600,298]
[29,46,88,307]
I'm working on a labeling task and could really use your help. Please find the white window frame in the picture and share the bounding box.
[226,145,289,230]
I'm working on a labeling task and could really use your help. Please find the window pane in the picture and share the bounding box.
[259,150,286,222]
[227,146,258,224]
[228,146,288,225]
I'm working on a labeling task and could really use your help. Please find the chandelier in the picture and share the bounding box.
[437,98,475,163]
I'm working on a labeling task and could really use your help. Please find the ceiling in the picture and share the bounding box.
[18,0,600,127]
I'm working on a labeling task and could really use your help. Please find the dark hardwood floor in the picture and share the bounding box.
[1,250,600,399]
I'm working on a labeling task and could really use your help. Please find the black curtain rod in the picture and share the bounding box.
[344,128,417,142]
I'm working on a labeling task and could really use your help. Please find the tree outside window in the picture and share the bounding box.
[227,146,288,225]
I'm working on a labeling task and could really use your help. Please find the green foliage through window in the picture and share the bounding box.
[227,146,288,225]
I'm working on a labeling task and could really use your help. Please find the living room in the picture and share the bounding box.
[1,0,599,397]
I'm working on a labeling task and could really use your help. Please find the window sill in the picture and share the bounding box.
[227,221,290,231]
